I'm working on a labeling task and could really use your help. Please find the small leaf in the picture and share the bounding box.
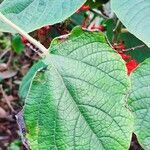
[12,34,25,54]
[128,58,150,150]
[23,27,133,150]
[111,0,150,47]
[0,0,86,33]
[19,61,46,100]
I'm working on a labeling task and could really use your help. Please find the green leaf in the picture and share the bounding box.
[7,140,21,150]
[111,0,150,47]
[85,0,102,9]
[70,11,85,27]
[12,34,25,54]
[128,58,150,150]
[104,19,115,43]
[23,27,133,150]
[0,0,86,33]
[19,61,46,100]
[85,0,109,9]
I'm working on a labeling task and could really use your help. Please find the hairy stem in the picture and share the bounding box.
[0,12,49,57]
[122,44,145,52]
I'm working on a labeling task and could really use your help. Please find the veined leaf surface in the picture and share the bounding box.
[23,27,133,150]
[129,58,150,150]
[111,0,150,47]
[0,0,86,33]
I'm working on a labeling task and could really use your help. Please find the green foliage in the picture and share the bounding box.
[128,58,150,150]
[104,18,150,63]
[12,34,25,54]
[7,140,21,150]
[70,11,85,27]
[85,0,102,9]
[0,0,86,33]
[85,0,109,9]
[0,32,11,49]
[22,27,133,150]
[111,0,150,47]
[19,61,46,100]
[118,32,150,63]
[104,19,115,42]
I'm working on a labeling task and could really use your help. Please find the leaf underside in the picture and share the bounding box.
[128,58,150,150]
[111,0,150,47]
[0,0,86,33]
[22,27,133,150]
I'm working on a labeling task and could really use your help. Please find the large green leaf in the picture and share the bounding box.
[0,0,86,33]
[23,27,133,149]
[128,58,150,150]
[111,0,150,47]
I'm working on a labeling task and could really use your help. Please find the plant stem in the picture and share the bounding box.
[0,84,15,112]
[122,44,145,52]
[112,20,122,43]
[0,12,49,57]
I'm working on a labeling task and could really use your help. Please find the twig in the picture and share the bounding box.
[0,84,15,112]
[106,35,114,49]
[122,45,146,52]
[0,12,49,57]
[0,49,10,59]
[121,28,129,33]
[113,20,121,33]
[0,136,9,141]
[6,50,13,67]
[112,20,122,43]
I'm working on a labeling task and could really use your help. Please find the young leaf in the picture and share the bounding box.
[12,34,25,54]
[128,58,150,150]
[0,0,86,33]
[111,0,150,47]
[23,27,133,150]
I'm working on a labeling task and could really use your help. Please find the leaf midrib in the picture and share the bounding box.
[43,56,106,149]
[42,53,128,149]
